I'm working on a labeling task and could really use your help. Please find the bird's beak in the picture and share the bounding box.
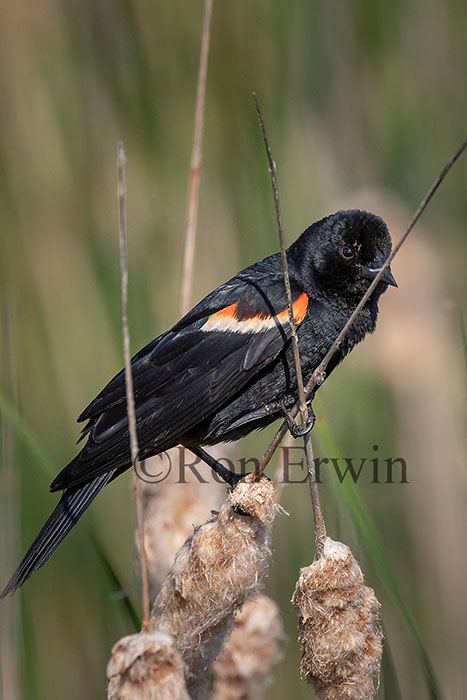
[360,250,398,288]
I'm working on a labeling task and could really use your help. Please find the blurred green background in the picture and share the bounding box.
[1,1,466,698]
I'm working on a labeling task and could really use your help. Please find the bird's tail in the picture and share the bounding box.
[1,469,117,597]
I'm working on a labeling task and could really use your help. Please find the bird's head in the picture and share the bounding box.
[291,209,397,304]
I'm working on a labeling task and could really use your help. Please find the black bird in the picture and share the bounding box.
[1,209,396,596]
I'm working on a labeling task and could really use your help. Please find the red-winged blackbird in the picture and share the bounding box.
[1,209,396,596]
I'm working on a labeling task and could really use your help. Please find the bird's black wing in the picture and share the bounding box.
[2,269,310,596]
[52,268,309,492]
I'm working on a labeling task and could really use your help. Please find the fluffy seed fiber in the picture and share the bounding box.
[151,474,282,698]
[292,538,383,700]
[107,631,189,700]
[212,594,285,700]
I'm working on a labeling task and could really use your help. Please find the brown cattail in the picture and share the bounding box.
[212,594,285,700]
[292,537,383,700]
[151,473,282,699]
[107,630,189,700]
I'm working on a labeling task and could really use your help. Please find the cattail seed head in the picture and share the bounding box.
[151,474,282,698]
[212,594,285,700]
[292,538,383,700]
[107,630,189,700]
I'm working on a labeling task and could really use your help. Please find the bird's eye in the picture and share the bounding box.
[341,245,355,259]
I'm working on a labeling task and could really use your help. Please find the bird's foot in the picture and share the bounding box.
[188,445,247,489]
[282,409,315,438]
[281,393,316,439]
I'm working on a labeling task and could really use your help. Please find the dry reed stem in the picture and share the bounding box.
[151,474,282,698]
[180,0,214,315]
[252,93,307,422]
[117,142,150,627]
[256,139,467,476]
[138,17,287,696]
[107,630,189,700]
[212,594,285,700]
[141,0,216,599]
[292,538,383,700]
[253,95,327,556]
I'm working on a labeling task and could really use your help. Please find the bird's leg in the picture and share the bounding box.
[280,392,316,438]
[188,445,246,488]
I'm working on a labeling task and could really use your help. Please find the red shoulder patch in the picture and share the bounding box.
[202,292,309,333]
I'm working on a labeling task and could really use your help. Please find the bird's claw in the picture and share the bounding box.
[226,470,248,488]
[282,402,316,439]
[290,418,315,438]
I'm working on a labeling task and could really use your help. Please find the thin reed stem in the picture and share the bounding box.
[117,142,150,629]
[180,0,214,316]
[253,94,327,556]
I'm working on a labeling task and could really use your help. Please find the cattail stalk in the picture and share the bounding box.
[141,0,218,599]
[117,142,150,628]
[252,94,326,555]
[180,0,214,315]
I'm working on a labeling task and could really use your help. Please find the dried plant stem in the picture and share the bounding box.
[140,1,216,603]
[252,93,308,424]
[180,0,213,315]
[303,434,327,556]
[117,142,150,629]
[253,94,327,556]
[257,138,467,476]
